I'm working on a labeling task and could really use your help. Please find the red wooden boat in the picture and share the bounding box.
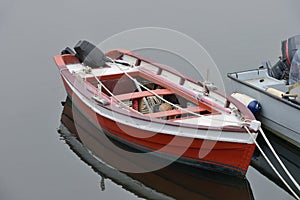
[54,40,259,177]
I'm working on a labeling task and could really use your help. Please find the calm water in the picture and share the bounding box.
[1,0,300,199]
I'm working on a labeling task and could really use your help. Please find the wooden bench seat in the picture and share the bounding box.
[115,89,173,101]
[144,106,208,118]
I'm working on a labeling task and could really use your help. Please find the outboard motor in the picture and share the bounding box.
[289,49,300,85]
[74,40,112,68]
[61,47,75,55]
[269,35,300,81]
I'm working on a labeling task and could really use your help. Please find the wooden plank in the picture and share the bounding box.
[115,89,173,101]
[139,69,215,112]
[144,106,207,118]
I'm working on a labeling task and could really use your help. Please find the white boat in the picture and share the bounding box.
[228,35,300,148]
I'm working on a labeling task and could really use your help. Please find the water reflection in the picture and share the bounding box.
[58,97,254,200]
[251,131,300,197]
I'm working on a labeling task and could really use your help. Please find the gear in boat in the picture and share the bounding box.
[61,40,220,121]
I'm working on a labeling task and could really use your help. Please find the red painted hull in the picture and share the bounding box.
[54,51,257,177]
[62,77,255,177]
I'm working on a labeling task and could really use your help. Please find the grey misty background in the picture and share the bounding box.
[0,0,299,200]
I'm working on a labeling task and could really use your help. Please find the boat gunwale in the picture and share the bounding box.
[62,71,248,134]
[54,53,255,133]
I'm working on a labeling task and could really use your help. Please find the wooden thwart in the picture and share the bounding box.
[115,89,173,101]
[144,106,208,118]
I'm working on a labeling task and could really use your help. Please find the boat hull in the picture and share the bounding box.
[228,70,300,148]
[62,76,255,177]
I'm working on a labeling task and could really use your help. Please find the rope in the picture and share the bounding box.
[110,60,248,125]
[111,61,207,117]
[258,127,300,191]
[132,76,204,118]
[244,126,299,200]
[71,57,250,126]
[85,68,142,115]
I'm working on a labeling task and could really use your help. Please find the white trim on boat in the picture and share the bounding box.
[66,63,139,78]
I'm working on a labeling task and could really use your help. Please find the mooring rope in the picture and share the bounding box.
[86,68,142,115]
[244,126,299,200]
[258,127,300,191]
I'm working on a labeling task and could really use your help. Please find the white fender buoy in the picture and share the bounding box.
[231,92,262,114]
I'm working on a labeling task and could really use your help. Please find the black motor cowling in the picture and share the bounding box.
[269,35,300,80]
[268,60,289,80]
[74,40,111,68]
[61,47,75,55]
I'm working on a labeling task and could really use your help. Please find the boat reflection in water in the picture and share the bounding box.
[251,130,300,197]
[59,97,254,200]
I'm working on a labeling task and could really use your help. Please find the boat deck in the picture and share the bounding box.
[230,68,287,92]
[59,52,251,128]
